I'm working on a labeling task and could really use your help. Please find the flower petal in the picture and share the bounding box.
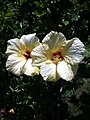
[20,33,40,50]
[23,59,40,76]
[31,44,50,66]
[40,63,60,82]
[42,31,66,52]
[72,64,78,75]
[5,38,20,55]
[61,39,74,55]
[57,61,74,81]
[6,54,26,75]
[66,38,85,64]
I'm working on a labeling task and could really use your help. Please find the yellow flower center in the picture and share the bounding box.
[23,50,31,60]
[51,51,63,64]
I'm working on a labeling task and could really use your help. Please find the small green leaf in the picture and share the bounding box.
[62,20,69,26]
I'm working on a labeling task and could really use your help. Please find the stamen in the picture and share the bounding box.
[52,51,63,64]
[23,50,31,60]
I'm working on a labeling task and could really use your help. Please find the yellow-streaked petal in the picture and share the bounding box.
[57,61,74,81]
[61,39,74,56]
[6,54,26,75]
[66,38,85,64]
[20,33,40,50]
[40,63,60,82]
[42,31,66,52]
[5,38,20,55]
[23,59,40,76]
[31,44,50,66]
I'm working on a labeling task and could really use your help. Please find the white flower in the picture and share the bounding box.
[31,31,85,81]
[6,33,40,76]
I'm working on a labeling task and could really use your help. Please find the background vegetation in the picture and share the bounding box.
[0,0,90,120]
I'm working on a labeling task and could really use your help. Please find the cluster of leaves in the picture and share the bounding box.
[0,0,90,120]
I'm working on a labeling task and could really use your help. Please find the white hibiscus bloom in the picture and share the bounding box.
[6,33,40,76]
[31,31,85,81]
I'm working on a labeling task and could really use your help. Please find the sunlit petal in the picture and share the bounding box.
[6,54,26,75]
[57,61,74,81]
[61,39,74,56]
[5,38,20,55]
[31,44,50,66]
[20,33,40,50]
[40,63,60,81]
[65,38,85,64]
[42,31,66,52]
[23,59,40,76]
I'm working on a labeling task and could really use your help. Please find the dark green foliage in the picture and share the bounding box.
[0,0,90,120]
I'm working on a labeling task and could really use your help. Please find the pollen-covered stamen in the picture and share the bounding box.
[23,50,31,60]
[52,51,64,64]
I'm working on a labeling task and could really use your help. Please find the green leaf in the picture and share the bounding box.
[67,102,82,116]
[62,20,69,26]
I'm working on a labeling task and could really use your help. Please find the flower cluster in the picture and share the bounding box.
[5,31,85,82]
